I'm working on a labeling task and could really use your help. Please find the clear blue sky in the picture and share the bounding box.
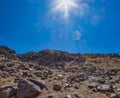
[0,0,120,54]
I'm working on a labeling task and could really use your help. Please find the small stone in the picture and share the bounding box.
[74,94,84,98]
[110,93,119,98]
[64,95,71,98]
[88,83,97,89]
[48,95,53,98]
[74,86,79,89]
[53,84,61,91]
[97,84,113,92]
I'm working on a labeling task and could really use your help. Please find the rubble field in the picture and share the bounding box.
[0,46,120,98]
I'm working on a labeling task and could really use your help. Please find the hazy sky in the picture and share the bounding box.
[0,0,120,54]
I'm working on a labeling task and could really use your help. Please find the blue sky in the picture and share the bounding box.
[0,0,120,54]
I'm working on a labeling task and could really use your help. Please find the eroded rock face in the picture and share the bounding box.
[17,80,41,98]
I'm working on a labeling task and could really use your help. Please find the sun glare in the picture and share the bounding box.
[51,0,78,19]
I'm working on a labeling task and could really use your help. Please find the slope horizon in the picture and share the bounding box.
[0,45,120,55]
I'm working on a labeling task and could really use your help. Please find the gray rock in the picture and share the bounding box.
[48,95,53,98]
[110,93,119,98]
[8,68,17,73]
[97,84,113,92]
[88,83,98,89]
[0,63,7,69]
[34,66,44,70]
[74,94,84,98]
[17,80,41,98]
[64,95,71,98]
[0,85,17,98]
[88,76,104,83]
[29,77,46,89]
[53,84,61,91]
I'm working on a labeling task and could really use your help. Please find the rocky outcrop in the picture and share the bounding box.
[0,46,16,60]
[0,46,16,55]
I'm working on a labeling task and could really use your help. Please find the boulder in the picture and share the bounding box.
[29,77,46,89]
[17,80,41,98]
[0,85,17,98]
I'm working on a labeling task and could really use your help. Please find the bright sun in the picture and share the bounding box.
[51,0,78,19]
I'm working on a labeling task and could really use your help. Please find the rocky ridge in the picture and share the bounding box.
[0,46,120,98]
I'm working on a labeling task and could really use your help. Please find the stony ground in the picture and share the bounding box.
[0,46,120,98]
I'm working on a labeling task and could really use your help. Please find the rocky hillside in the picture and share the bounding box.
[0,46,120,98]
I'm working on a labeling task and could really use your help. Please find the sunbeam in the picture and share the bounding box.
[51,0,79,19]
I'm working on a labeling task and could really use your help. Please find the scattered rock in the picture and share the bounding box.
[64,94,71,98]
[48,95,53,98]
[0,46,120,98]
[109,93,119,98]
[53,84,61,91]
[88,83,97,89]
[74,85,79,89]
[74,94,84,98]
[96,84,113,92]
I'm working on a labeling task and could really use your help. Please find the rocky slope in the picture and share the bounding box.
[0,46,120,98]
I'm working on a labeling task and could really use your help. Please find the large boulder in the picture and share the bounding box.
[0,85,17,98]
[17,80,41,98]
